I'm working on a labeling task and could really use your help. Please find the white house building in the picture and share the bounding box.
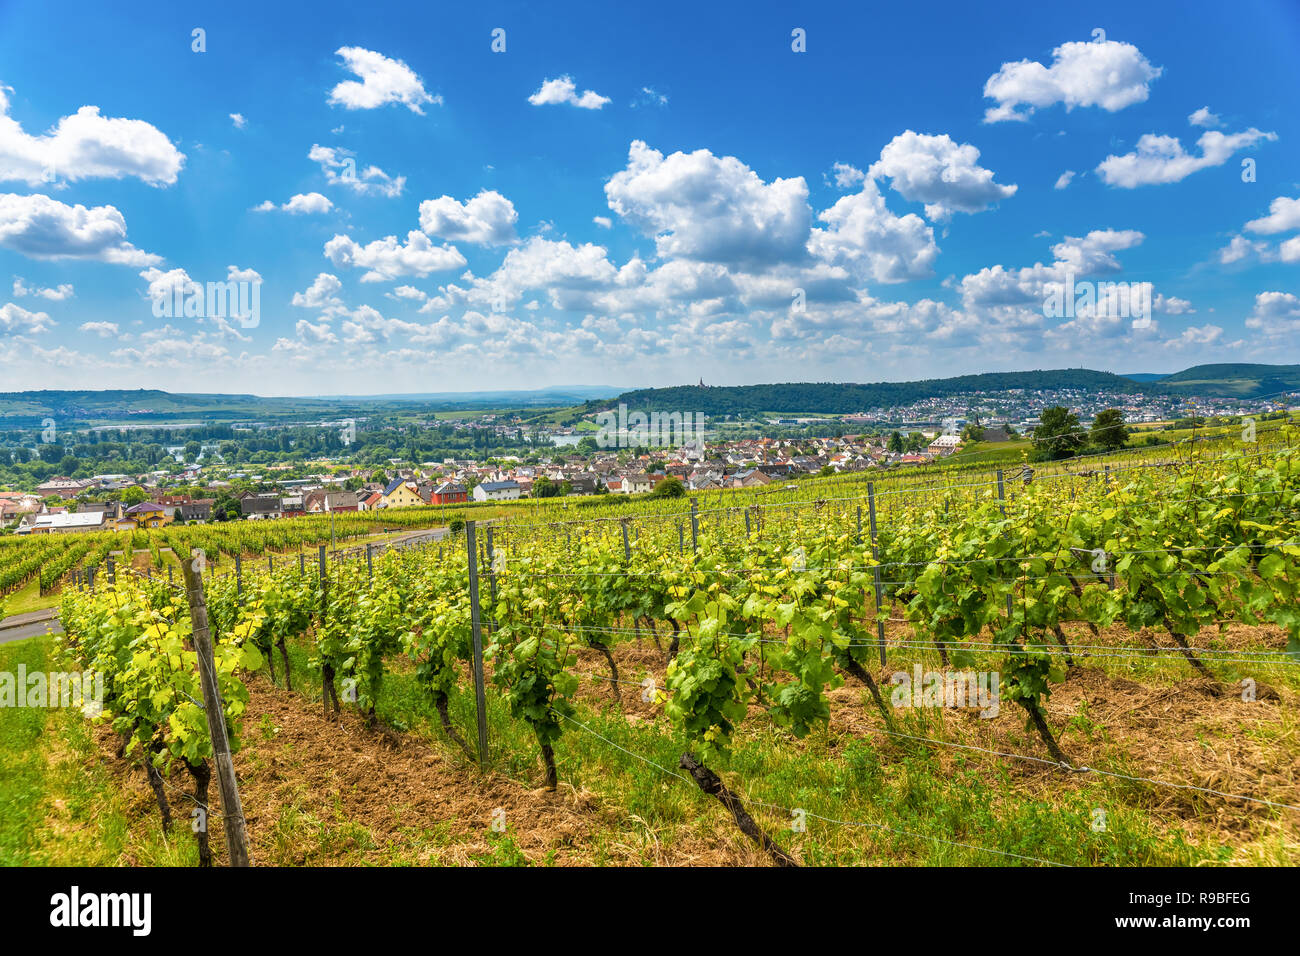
[472,480,521,502]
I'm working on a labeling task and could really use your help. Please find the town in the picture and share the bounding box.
[2,380,1290,533]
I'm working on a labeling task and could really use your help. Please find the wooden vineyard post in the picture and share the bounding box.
[106,556,115,586]
[179,555,252,868]
[318,545,333,719]
[678,521,684,554]
[366,544,373,580]
[689,497,700,552]
[235,555,242,600]
[268,555,273,573]
[744,508,752,537]
[621,519,632,562]
[997,470,1014,619]
[299,552,305,573]
[465,521,490,771]
[867,482,886,667]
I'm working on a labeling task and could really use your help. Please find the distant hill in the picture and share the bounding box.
[1153,364,1300,399]
[592,369,1171,417]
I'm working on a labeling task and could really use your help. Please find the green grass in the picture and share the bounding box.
[0,635,194,866]
[1,578,60,619]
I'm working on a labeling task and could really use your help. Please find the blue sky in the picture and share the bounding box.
[0,0,1297,395]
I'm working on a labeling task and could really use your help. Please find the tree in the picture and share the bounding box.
[184,440,202,461]
[961,424,985,443]
[650,476,686,498]
[576,436,599,456]
[120,486,148,505]
[887,431,904,454]
[1090,409,1129,451]
[370,470,389,486]
[533,477,562,498]
[1032,406,1085,460]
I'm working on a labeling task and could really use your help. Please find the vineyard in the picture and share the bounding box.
[21,424,1296,867]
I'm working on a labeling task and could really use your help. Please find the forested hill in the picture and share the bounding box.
[591,369,1168,417]
[1155,364,1300,399]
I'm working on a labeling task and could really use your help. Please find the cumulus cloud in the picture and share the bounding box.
[0,301,53,333]
[324,231,466,282]
[328,47,438,113]
[982,38,1161,123]
[1188,107,1221,128]
[418,190,517,244]
[1245,291,1300,336]
[808,179,938,283]
[79,321,118,337]
[592,216,612,229]
[292,272,345,311]
[230,113,247,129]
[1054,170,1075,190]
[0,193,160,265]
[254,192,334,215]
[605,140,811,267]
[867,131,1016,219]
[1096,128,1276,188]
[1244,196,1300,235]
[309,145,405,197]
[528,76,610,110]
[1217,235,1272,265]
[830,162,867,189]
[0,86,185,186]
[12,277,73,300]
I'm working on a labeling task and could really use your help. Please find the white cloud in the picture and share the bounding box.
[283,192,334,215]
[12,277,73,300]
[830,162,866,189]
[292,272,345,311]
[1281,236,1300,264]
[1245,291,1300,336]
[328,47,438,114]
[418,190,517,244]
[324,231,466,282]
[867,131,1016,219]
[1096,128,1276,188]
[1244,196,1300,235]
[79,321,118,337]
[528,76,611,110]
[1054,170,1075,190]
[0,193,160,265]
[0,301,53,333]
[0,86,185,186]
[1188,107,1221,128]
[592,216,612,229]
[230,113,247,129]
[808,179,938,283]
[982,38,1161,123]
[309,145,405,197]
[605,140,811,267]
[1217,235,1272,265]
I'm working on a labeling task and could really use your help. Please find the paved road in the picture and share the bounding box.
[0,614,61,645]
